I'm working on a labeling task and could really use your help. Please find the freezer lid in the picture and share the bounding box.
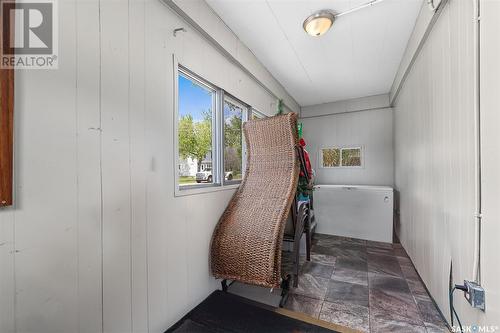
[314,184,394,192]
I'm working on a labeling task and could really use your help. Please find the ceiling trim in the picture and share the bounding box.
[300,93,390,118]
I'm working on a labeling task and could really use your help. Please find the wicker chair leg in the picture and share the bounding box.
[279,275,291,308]
[293,242,300,288]
[221,279,228,292]
[306,227,311,261]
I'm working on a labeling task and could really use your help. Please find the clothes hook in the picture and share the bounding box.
[173,27,186,36]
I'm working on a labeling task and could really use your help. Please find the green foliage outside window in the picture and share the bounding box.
[178,110,212,172]
[322,148,340,167]
[341,148,361,166]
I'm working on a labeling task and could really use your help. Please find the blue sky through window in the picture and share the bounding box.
[224,100,242,124]
[179,74,213,122]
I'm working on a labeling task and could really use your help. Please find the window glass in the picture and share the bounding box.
[341,148,361,167]
[322,148,340,167]
[251,109,265,120]
[177,73,215,187]
[224,99,243,183]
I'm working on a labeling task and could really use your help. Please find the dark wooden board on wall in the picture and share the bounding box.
[0,68,13,207]
[0,0,14,207]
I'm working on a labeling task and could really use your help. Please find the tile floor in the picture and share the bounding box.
[282,234,450,333]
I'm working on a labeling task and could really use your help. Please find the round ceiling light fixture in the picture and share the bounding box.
[302,10,335,37]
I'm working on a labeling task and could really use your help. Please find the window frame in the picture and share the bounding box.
[251,108,267,120]
[222,93,249,186]
[319,146,364,169]
[174,59,252,196]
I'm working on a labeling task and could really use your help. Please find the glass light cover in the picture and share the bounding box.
[304,16,333,36]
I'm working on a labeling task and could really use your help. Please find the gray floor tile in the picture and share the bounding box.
[367,240,394,249]
[417,300,447,328]
[284,234,447,333]
[396,256,412,265]
[367,246,395,256]
[300,261,335,279]
[284,293,323,318]
[368,253,404,278]
[369,288,424,326]
[310,253,336,266]
[340,237,367,246]
[424,321,451,332]
[311,244,337,256]
[313,233,338,240]
[313,236,344,247]
[370,317,427,333]
[335,246,368,260]
[336,256,368,272]
[320,301,370,333]
[407,279,432,302]
[290,273,329,300]
[399,261,421,281]
[369,273,411,294]
[325,280,369,307]
[331,266,368,286]
[393,246,409,258]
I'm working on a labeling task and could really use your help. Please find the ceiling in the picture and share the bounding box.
[206,0,423,107]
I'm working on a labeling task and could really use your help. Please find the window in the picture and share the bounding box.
[224,98,244,183]
[322,148,340,167]
[320,147,362,168]
[177,71,216,188]
[341,148,361,166]
[176,65,250,193]
[251,109,266,120]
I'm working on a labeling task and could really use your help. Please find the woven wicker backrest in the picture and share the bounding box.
[210,113,300,288]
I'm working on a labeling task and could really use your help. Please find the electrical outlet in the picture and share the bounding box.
[463,280,485,311]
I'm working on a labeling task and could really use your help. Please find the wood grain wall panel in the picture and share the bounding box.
[0,210,15,333]
[143,4,177,329]
[479,0,500,324]
[0,67,13,207]
[129,0,149,331]
[14,0,79,331]
[0,61,14,333]
[0,9,14,329]
[100,0,133,331]
[75,0,103,332]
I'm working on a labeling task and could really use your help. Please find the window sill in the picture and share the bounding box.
[175,183,240,197]
[319,166,364,169]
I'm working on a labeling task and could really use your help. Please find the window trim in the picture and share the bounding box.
[251,108,267,120]
[222,94,249,186]
[179,67,219,184]
[174,57,252,197]
[319,145,364,169]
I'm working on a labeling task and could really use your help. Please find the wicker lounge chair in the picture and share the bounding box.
[210,113,300,297]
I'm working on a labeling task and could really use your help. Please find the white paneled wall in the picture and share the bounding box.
[0,1,289,332]
[300,103,393,186]
[393,0,498,326]
[479,0,500,324]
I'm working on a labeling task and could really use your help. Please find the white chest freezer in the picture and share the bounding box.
[314,185,394,243]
